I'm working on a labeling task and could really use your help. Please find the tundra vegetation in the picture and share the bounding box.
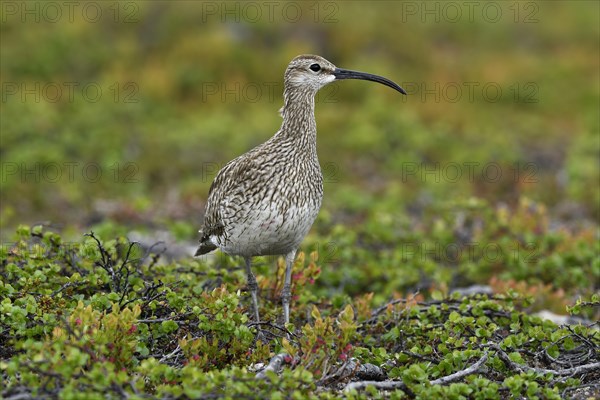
[1,1,598,398]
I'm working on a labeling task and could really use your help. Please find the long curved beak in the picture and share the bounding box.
[333,68,406,95]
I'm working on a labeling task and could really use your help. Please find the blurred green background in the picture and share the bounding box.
[1,0,598,236]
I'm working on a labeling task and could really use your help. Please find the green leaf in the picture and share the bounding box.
[160,320,179,334]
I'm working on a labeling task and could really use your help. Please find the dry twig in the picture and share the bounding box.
[345,351,488,392]
[256,353,291,379]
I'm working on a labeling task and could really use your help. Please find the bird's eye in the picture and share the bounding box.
[309,63,321,72]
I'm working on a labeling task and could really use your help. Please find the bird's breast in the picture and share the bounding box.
[215,161,322,257]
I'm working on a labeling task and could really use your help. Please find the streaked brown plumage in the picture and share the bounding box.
[196,55,405,325]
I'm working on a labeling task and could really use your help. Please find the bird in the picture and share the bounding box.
[195,54,406,325]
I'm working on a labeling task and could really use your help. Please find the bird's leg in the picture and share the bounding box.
[282,250,297,325]
[244,257,261,323]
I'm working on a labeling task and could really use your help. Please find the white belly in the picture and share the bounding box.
[214,203,320,257]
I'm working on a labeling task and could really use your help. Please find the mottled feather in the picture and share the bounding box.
[197,55,333,259]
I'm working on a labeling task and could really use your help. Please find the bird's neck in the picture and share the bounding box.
[276,89,318,153]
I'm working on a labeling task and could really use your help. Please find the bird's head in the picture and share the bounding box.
[284,54,406,95]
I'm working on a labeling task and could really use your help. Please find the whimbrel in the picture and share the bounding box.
[196,55,405,324]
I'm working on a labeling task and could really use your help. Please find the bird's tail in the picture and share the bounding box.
[195,239,217,256]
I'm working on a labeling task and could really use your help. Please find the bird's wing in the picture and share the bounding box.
[199,151,267,241]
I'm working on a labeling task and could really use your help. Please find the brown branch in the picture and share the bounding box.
[247,321,295,340]
[325,359,386,384]
[430,351,489,385]
[158,345,182,363]
[491,344,600,376]
[137,317,189,323]
[370,292,420,318]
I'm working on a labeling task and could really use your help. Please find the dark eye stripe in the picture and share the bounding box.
[309,63,321,72]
